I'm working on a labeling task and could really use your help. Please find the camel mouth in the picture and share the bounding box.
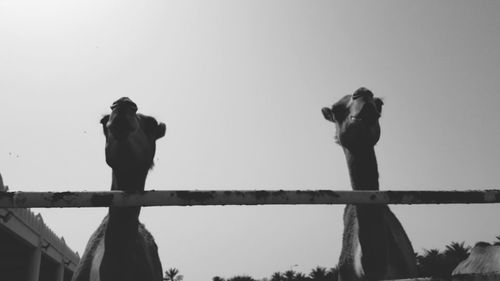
[350,111,380,124]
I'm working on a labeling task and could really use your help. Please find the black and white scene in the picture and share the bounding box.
[1,1,500,281]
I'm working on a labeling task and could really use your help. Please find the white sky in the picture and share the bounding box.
[1,1,500,280]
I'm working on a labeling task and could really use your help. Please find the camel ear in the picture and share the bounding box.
[375,98,384,115]
[156,122,166,140]
[322,107,335,123]
[100,115,110,136]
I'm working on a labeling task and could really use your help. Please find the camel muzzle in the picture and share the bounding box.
[350,100,380,125]
[110,97,138,112]
[107,97,140,140]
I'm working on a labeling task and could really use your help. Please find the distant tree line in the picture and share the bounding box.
[210,241,476,281]
[416,236,500,280]
[168,237,500,281]
[416,241,470,280]
[212,266,338,281]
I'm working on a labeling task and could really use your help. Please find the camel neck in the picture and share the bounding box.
[343,146,379,190]
[105,169,148,248]
[343,146,387,279]
[101,169,149,279]
[110,168,148,192]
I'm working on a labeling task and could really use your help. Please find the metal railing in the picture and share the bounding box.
[1,189,500,208]
[2,189,496,281]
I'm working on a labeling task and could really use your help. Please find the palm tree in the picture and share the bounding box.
[227,276,256,281]
[417,249,447,278]
[213,276,226,281]
[445,242,470,261]
[271,272,283,281]
[325,267,338,281]
[294,272,309,281]
[443,242,470,277]
[309,267,327,281]
[283,270,296,281]
[271,272,285,281]
[494,235,500,245]
[164,268,184,281]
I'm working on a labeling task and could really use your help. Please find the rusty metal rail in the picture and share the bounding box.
[1,189,500,208]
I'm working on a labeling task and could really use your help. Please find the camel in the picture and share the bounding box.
[322,87,417,281]
[72,97,166,281]
[452,242,500,281]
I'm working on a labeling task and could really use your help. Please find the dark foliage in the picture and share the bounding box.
[228,276,258,281]
[416,241,471,280]
[215,266,339,281]
[210,239,491,281]
[164,268,184,281]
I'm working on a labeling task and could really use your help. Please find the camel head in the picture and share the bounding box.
[100,97,166,177]
[322,87,383,150]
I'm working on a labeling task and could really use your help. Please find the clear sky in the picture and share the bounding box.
[1,1,500,280]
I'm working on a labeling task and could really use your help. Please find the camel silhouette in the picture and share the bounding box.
[322,88,417,281]
[72,97,165,281]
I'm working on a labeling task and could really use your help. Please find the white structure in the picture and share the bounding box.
[0,174,80,281]
[452,243,500,281]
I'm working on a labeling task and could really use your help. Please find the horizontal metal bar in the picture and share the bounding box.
[1,189,500,208]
